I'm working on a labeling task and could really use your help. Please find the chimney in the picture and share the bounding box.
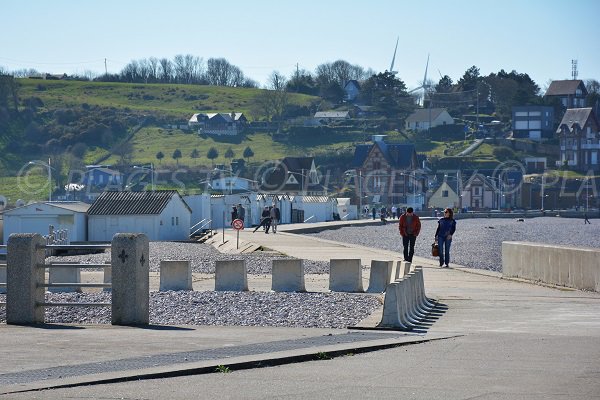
[371,134,387,142]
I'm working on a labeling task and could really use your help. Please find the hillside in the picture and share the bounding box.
[0,78,571,204]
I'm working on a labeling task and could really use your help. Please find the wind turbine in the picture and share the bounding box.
[389,36,399,75]
[409,54,432,107]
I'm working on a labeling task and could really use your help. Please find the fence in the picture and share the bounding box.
[3,233,149,325]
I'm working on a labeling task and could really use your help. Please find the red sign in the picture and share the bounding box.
[232,219,244,230]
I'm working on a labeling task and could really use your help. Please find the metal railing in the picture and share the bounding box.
[303,215,316,223]
[190,218,213,238]
[40,245,112,307]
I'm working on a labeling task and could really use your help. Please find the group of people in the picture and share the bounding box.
[398,207,456,268]
[251,204,281,234]
[230,203,245,224]
[366,205,404,221]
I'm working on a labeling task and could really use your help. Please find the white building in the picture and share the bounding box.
[88,190,191,241]
[405,108,454,132]
[2,201,89,244]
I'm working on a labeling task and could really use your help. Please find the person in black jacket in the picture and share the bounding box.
[435,208,456,268]
[253,206,272,234]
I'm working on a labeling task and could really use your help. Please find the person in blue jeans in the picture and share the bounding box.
[435,208,456,268]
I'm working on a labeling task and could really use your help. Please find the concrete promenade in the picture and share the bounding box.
[1,220,600,399]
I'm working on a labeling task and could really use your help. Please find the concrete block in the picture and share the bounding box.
[160,260,193,291]
[215,260,248,291]
[48,262,81,293]
[111,233,149,325]
[272,259,305,292]
[329,259,363,292]
[103,261,112,292]
[0,265,6,294]
[6,233,46,324]
[367,260,394,293]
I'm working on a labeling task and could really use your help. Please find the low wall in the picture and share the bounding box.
[502,241,600,292]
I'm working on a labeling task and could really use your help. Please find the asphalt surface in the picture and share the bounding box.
[1,219,600,399]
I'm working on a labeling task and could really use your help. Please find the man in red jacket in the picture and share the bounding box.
[398,207,421,262]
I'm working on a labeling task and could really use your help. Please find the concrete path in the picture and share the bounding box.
[1,221,600,399]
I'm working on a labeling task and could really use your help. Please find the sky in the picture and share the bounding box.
[1,0,599,92]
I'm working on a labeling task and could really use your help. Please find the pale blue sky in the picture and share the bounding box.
[1,0,598,92]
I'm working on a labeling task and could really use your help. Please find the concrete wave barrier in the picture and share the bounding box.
[502,241,600,292]
[160,260,193,291]
[379,266,436,330]
[215,260,248,291]
[272,259,305,292]
[394,261,411,280]
[367,260,394,293]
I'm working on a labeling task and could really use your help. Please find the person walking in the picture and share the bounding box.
[584,212,591,224]
[270,203,280,233]
[253,206,271,234]
[372,206,376,220]
[398,207,421,262]
[435,208,456,268]
[391,205,397,219]
[230,206,238,226]
[237,203,245,224]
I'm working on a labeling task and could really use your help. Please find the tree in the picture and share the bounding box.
[207,147,219,166]
[435,75,454,93]
[112,141,133,166]
[243,146,254,163]
[172,149,182,165]
[190,148,200,159]
[156,151,164,164]
[224,147,235,160]
[458,65,481,91]
[286,68,317,95]
[360,71,414,119]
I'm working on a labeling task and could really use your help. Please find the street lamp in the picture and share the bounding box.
[133,163,154,191]
[28,159,55,201]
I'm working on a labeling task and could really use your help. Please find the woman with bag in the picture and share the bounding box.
[435,208,456,268]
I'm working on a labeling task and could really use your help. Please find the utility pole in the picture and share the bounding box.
[104,58,108,76]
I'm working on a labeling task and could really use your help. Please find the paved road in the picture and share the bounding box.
[1,220,600,399]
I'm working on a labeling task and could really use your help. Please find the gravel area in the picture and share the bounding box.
[309,216,600,272]
[0,242,371,328]
[0,292,380,329]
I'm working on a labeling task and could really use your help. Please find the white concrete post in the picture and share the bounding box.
[111,233,149,325]
[6,233,46,324]
[215,260,248,291]
[160,260,193,291]
[103,261,112,292]
[329,259,363,292]
[272,259,305,292]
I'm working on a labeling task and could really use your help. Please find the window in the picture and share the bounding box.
[176,216,179,225]
[474,187,480,195]
[171,217,175,226]
[442,190,449,198]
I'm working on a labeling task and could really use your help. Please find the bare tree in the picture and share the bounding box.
[148,57,159,82]
[158,58,173,83]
